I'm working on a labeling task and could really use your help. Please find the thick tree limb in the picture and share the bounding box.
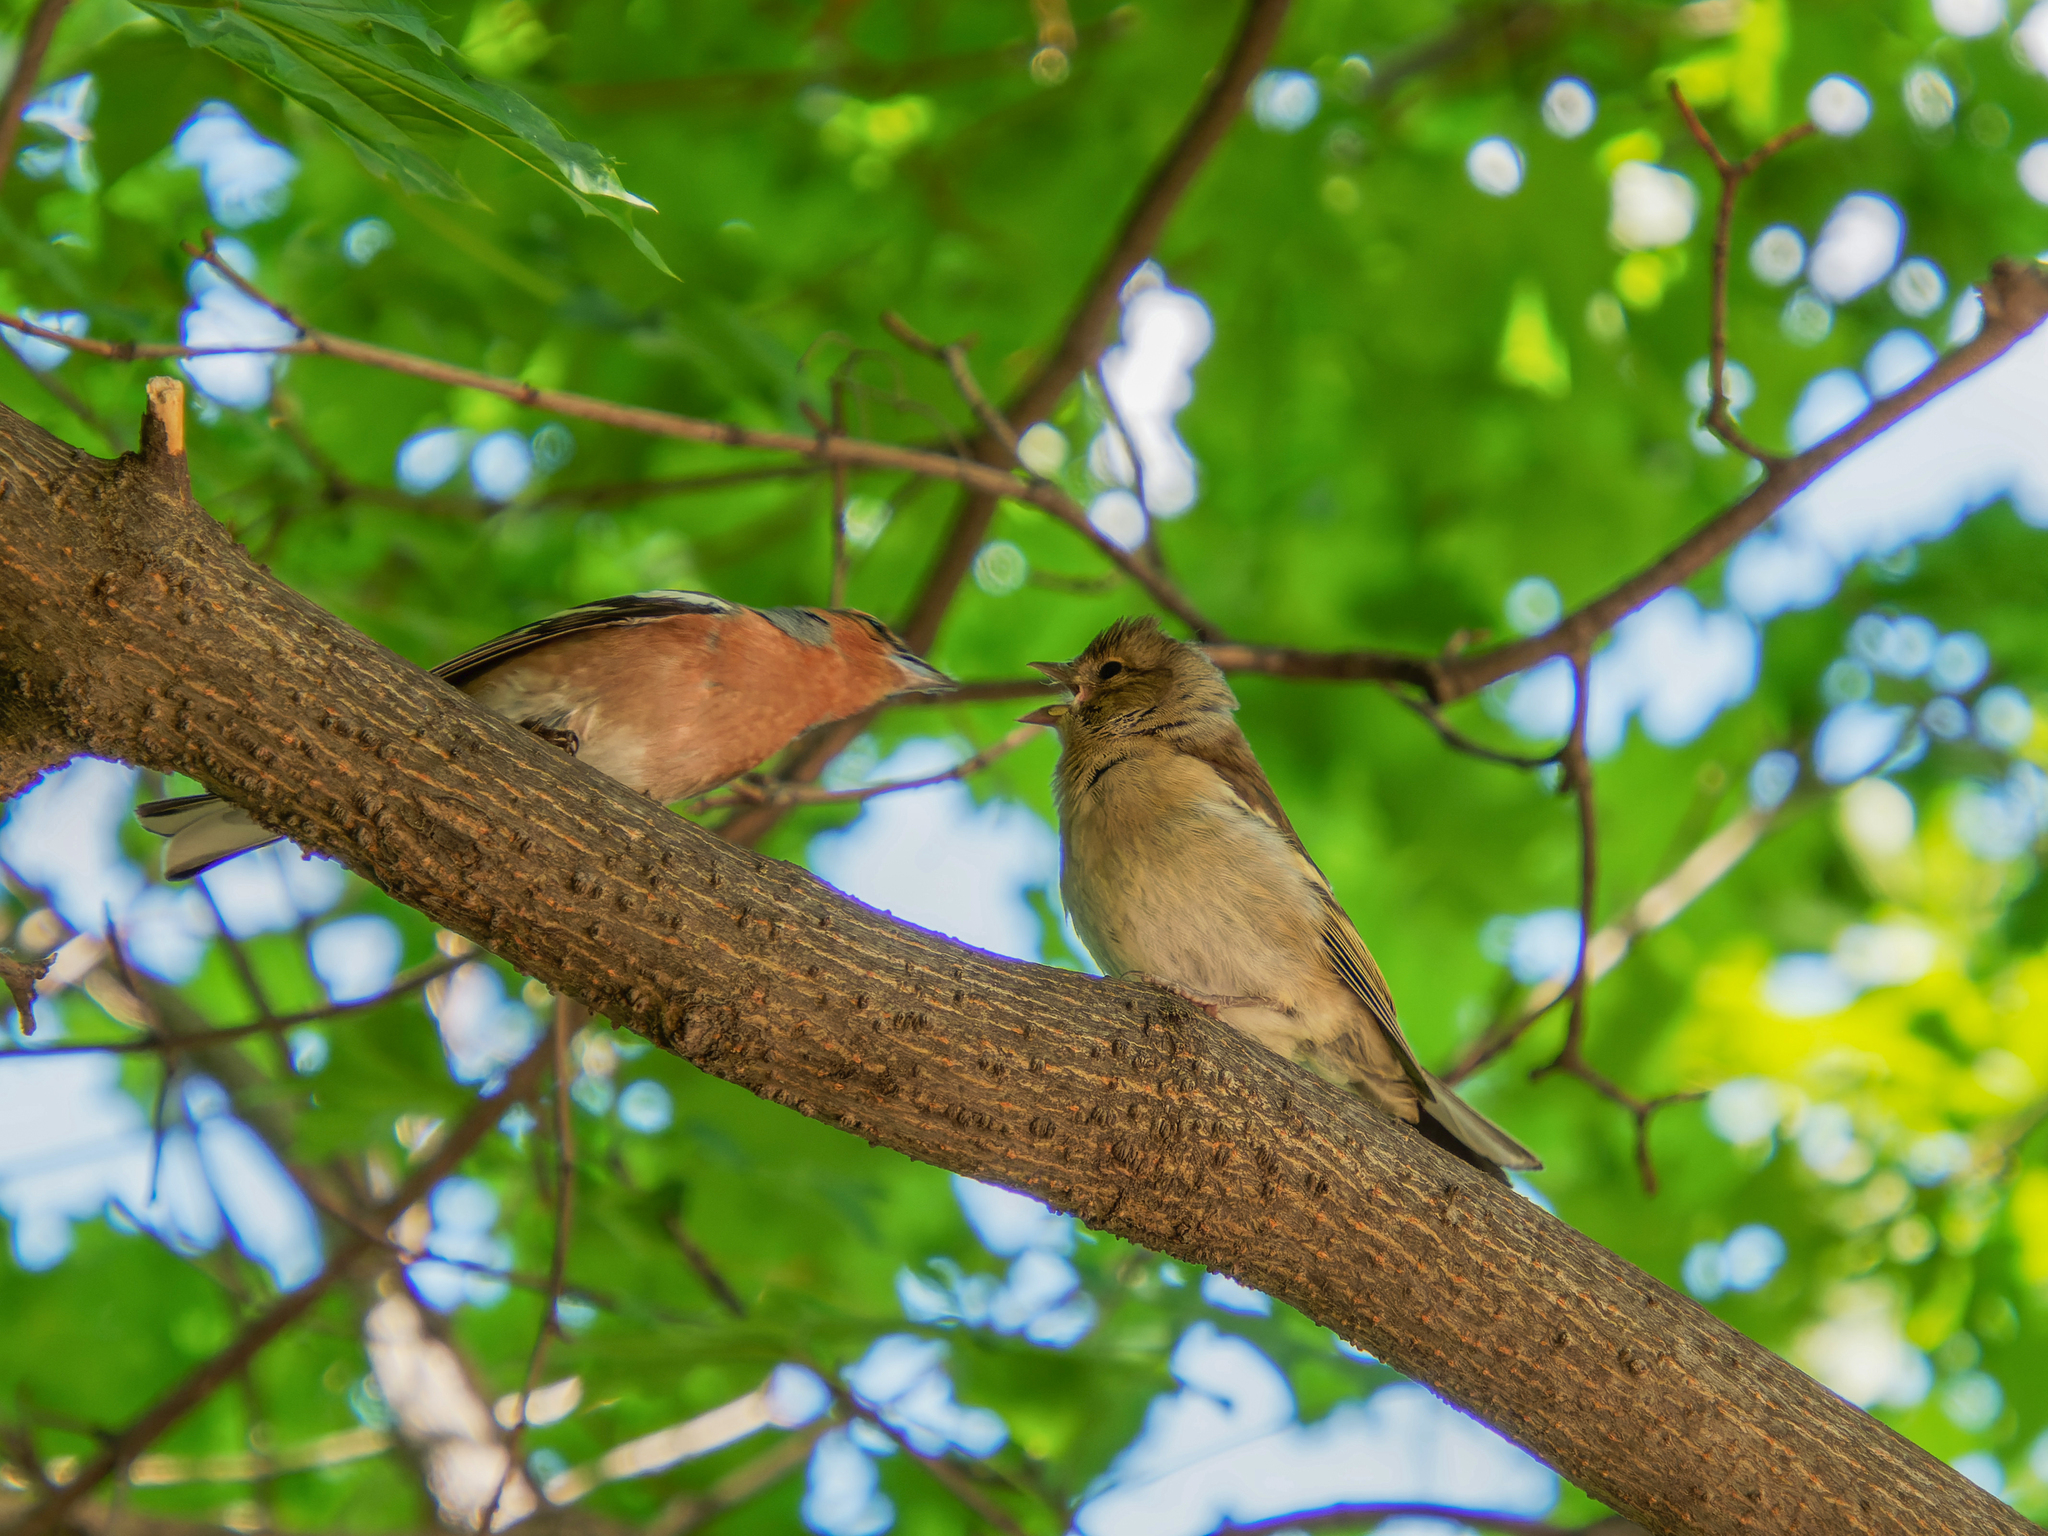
[0,401,2026,1536]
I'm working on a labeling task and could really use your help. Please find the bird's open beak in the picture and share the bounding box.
[890,654,956,694]
[1018,703,1069,727]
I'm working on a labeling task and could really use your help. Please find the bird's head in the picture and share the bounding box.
[825,608,955,700]
[1019,615,1236,740]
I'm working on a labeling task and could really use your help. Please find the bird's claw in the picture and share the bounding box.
[1134,974,1275,1019]
[530,725,580,756]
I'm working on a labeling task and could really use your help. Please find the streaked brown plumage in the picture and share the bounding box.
[1024,615,1539,1180]
[139,591,951,879]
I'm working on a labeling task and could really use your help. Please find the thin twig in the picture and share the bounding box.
[17,1045,553,1534]
[1092,364,1149,515]
[485,996,584,1531]
[1198,254,2048,704]
[1387,689,1562,770]
[1548,653,1597,1076]
[694,724,1043,812]
[1216,1504,1592,1536]
[1668,84,1816,463]
[839,1397,1032,1536]
[0,950,49,1036]
[663,1212,748,1318]
[1444,805,1781,1084]
[1,955,463,1058]
[273,399,824,519]
[192,878,291,1076]
[15,250,2043,730]
[896,0,1289,654]
[0,0,74,202]
[1520,658,1703,1194]
[881,312,1022,459]
[296,1175,650,1319]
[647,1421,829,1536]
[828,372,851,609]
[39,238,1223,641]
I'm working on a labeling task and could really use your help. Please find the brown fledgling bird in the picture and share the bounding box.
[1022,616,1539,1180]
[138,590,952,880]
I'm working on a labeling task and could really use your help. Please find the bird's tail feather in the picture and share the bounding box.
[135,794,280,880]
[1417,1069,1543,1177]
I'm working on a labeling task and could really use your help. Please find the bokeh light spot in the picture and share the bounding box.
[1466,137,1524,196]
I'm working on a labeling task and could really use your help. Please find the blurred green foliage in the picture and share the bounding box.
[2,0,2048,1529]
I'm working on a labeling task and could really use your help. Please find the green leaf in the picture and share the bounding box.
[130,0,674,276]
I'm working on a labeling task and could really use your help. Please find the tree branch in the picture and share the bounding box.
[1216,1504,1632,1536]
[0,395,2025,1536]
[692,723,1043,811]
[897,0,1289,653]
[0,259,1212,640]
[1,955,463,1058]
[0,949,51,1035]
[486,996,584,1529]
[14,1043,551,1532]
[0,0,73,202]
[1668,85,1816,461]
[1444,804,1781,1086]
[1199,258,2048,701]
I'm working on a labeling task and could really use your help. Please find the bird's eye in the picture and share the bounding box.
[1097,661,1124,680]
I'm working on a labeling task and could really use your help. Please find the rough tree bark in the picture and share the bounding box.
[0,394,2032,1536]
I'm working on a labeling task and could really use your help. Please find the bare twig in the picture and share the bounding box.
[7,241,1218,640]
[16,1044,553,1534]
[647,1422,829,1536]
[882,312,1022,459]
[192,878,290,1074]
[828,373,851,609]
[0,0,74,202]
[897,0,1290,653]
[2,955,463,1058]
[1092,364,1149,515]
[1217,1504,1611,1536]
[1194,257,2048,703]
[1668,84,1817,462]
[18,254,2042,739]
[662,1212,747,1319]
[1511,657,1699,1194]
[296,1175,647,1318]
[0,950,50,1036]
[1445,805,1780,1084]
[838,1398,1032,1536]
[1549,653,1598,1081]
[486,996,584,1530]
[1387,689,1562,771]
[695,724,1043,812]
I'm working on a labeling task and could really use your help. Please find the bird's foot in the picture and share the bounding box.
[528,725,580,756]
[1134,974,1277,1019]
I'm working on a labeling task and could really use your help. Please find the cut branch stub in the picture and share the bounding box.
[0,397,2026,1536]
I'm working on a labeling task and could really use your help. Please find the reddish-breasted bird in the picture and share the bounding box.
[138,590,952,879]
[1022,616,1540,1181]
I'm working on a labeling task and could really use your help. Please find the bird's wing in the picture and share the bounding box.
[1180,729,1434,1101]
[432,591,740,688]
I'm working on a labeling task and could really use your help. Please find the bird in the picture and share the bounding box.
[1021,615,1539,1180]
[138,590,953,880]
